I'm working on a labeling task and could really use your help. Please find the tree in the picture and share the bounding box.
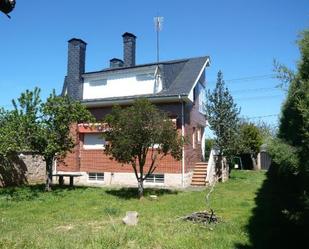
[12,88,93,191]
[276,30,309,164]
[236,122,263,170]
[270,29,309,231]
[205,71,240,165]
[104,99,183,198]
[0,108,25,159]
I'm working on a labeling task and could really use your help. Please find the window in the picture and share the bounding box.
[192,127,196,149]
[198,83,206,114]
[136,73,154,81]
[145,174,164,184]
[193,86,197,102]
[197,127,202,144]
[83,133,105,150]
[88,172,104,181]
[89,79,107,86]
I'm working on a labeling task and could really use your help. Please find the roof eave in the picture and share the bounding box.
[81,94,191,108]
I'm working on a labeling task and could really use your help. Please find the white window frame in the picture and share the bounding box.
[197,127,202,144]
[88,172,104,182]
[198,83,206,114]
[192,127,196,149]
[83,133,106,150]
[145,174,164,184]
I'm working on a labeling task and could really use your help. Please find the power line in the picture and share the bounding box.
[244,114,279,120]
[207,74,276,84]
[235,94,283,101]
[231,87,280,94]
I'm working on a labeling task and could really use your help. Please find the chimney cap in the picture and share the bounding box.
[68,38,87,45]
[110,58,124,68]
[110,58,123,62]
[122,32,136,39]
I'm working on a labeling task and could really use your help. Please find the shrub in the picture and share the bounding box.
[267,138,300,176]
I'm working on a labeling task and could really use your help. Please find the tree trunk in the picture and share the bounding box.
[216,155,223,181]
[251,154,258,170]
[45,158,53,191]
[137,178,144,199]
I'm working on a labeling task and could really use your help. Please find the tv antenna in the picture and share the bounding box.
[154,16,163,63]
[153,16,164,93]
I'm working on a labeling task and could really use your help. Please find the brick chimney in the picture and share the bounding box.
[122,32,136,67]
[66,38,87,100]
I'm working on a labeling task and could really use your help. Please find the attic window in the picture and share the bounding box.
[136,74,154,81]
[89,79,107,86]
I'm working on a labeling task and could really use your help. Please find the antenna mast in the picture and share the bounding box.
[154,16,163,63]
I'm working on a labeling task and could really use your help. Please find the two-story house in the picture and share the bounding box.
[57,32,210,187]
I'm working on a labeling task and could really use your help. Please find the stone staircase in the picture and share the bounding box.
[191,162,208,186]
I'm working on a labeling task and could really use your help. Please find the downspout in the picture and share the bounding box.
[179,95,185,188]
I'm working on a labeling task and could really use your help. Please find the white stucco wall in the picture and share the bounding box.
[83,71,156,100]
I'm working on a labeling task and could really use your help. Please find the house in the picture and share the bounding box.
[57,32,210,188]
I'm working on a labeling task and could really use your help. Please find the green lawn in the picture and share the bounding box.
[0,171,266,249]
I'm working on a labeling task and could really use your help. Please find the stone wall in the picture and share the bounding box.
[0,152,45,187]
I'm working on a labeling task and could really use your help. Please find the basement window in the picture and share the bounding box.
[145,174,164,184]
[88,172,104,181]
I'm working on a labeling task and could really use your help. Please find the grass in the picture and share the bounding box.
[0,170,266,249]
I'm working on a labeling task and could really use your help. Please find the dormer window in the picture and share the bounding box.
[89,79,107,87]
[136,73,154,81]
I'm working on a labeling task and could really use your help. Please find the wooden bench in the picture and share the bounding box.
[53,173,82,187]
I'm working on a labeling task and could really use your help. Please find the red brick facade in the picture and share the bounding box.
[58,99,205,176]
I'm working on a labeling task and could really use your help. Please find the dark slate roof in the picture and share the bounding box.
[80,56,209,104]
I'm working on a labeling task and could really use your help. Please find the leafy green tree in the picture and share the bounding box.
[12,88,93,191]
[276,30,309,164]
[104,99,183,198]
[205,71,240,163]
[0,109,25,159]
[271,29,309,230]
[236,122,263,170]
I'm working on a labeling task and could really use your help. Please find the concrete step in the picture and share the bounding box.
[191,162,208,186]
[191,179,206,183]
[192,172,207,176]
[193,169,207,173]
[194,165,207,169]
[192,174,206,178]
[194,166,207,169]
[191,182,206,186]
[195,162,208,165]
[195,165,207,167]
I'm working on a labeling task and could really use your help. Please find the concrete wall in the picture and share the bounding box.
[53,171,192,188]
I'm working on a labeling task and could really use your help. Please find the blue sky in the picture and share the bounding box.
[0,0,308,130]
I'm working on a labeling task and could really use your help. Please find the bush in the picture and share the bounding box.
[267,138,300,176]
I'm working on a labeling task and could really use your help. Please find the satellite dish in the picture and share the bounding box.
[0,0,16,18]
